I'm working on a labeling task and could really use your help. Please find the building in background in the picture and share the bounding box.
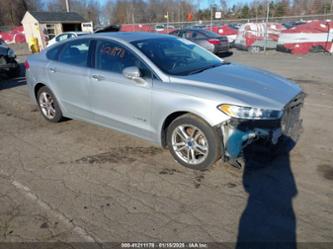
[21,11,87,50]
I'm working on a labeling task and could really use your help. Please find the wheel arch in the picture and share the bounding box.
[160,110,222,148]
[34,83,46,100]
[33,83,66,116]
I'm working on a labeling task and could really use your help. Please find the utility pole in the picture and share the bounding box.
[65,0,70,12]
[331,0,333,13]
[264,1,270,52]
[210,5,213,31]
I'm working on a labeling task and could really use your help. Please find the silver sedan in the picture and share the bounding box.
[25,32,303,170]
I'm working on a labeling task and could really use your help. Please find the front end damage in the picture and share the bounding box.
[220,93,304,166]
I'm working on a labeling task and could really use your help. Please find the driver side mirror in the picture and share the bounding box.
[122,66,144,83]
[123,67,141,80]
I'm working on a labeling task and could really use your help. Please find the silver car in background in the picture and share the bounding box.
[169,29,229,55]
[25,32,303,170]
[47,31,89,47]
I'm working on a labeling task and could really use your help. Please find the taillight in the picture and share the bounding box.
[208,39,221,45]
[24,60,30,70]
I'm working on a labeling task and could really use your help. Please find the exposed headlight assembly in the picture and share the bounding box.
[7,48,16,58]
[218,104,283,120]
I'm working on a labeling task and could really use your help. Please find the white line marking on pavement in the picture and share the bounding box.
[1,174,100,243]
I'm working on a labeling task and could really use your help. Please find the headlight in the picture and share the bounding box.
[8,48,16,58]
[218,104,282,120]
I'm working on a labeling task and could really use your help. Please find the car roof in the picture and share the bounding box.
[61,31,89,35]
[89,32,173,42]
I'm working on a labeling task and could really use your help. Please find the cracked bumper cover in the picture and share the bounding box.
[220,95,304,160]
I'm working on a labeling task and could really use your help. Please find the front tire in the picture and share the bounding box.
[37,86,63,122]
[166,114,221,170]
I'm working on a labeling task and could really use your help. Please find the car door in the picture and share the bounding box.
[46,38,93,119]
[89,39,154,140]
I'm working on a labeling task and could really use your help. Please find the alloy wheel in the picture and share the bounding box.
[39,92,56,119]
[171,124,209,165]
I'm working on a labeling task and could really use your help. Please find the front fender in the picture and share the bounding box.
[151,89,230,145]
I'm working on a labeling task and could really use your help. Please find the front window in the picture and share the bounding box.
[95,40,152,79]
[131,37,222,76]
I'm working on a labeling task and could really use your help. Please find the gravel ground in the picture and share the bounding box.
[0,51,332,246]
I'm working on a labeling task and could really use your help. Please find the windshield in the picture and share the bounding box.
[131,37,222,76]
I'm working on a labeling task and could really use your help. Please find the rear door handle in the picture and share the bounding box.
[49,67,56,73]
[91,74,104,81]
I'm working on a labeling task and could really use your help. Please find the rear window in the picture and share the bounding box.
[201,30,220,38]
[46,45,63,60]
[58,39,90,67]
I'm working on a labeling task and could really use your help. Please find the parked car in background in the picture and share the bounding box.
[0,40,20,77]
[282,20,306,29]
[234,22,286,53]
[154,24,175,33]
[95,24,121,33]
[169,29,229,55]
[278,20,333,55]
[25,32,303,170]
[228,23,241,30]
[47,31,89,47]
[210,24,238,45]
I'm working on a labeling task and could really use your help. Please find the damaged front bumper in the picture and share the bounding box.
[220,94,304,161]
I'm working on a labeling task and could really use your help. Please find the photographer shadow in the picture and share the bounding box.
[236,137,298,249]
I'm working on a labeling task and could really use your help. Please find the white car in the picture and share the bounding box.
[47,32,89,47]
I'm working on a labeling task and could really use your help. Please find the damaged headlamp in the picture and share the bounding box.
[218,104,283,120]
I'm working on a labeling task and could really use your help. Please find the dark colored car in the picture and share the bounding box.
[0,39,20,77]
[94,24,121,33]
[282,21,306,29]
[169,29,229,55]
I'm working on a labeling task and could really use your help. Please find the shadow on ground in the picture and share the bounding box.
[236,139,298,249]
[0,63,26,90]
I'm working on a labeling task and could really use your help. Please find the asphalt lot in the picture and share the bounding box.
[0,51,332,245]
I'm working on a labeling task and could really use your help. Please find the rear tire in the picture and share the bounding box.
[37,86,63,123]
[166,114,221,170]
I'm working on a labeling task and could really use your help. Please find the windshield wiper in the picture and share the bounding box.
[187,62,226,75]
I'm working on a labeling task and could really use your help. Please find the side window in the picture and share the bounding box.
[95,40,152,79]
[46,45,63,60]
[58,39,90,67]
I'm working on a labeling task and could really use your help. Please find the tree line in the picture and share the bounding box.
[0,0,332,27]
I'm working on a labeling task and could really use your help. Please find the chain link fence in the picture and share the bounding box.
[119,13,333,55]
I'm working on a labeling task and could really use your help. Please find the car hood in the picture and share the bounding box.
[170,63,302,110]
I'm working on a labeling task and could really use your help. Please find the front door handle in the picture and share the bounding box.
[91,74,104,81]
[49,67,56,73]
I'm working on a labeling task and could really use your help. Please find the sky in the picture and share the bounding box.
[198,0,251,9]
[94,0,252,9]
